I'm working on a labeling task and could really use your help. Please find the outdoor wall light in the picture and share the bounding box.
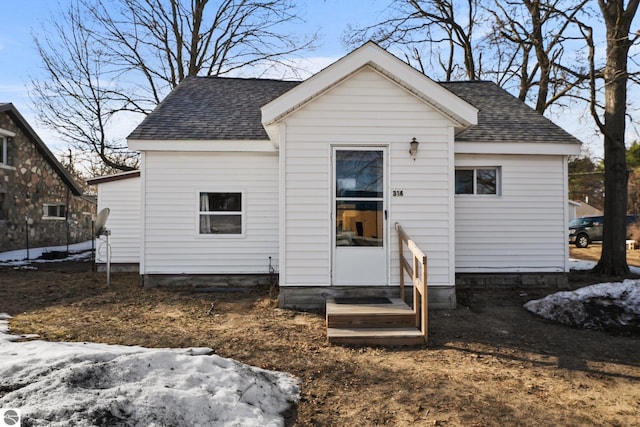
[409,137,419,160]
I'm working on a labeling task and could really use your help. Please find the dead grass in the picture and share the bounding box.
[1,260,639,426]
[570,243,640,266]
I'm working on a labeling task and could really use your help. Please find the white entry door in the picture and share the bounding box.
[333,148,387,285]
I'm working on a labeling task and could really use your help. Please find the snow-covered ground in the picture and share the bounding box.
[0,240,93,266]
[0,314,299,427]
[524,259,640,333]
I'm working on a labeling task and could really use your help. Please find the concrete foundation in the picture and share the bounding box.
[138,271,568,311]
[96,263,139,273]
[278,285,456,312]
[455,272,569,289]
[141,273,274,288]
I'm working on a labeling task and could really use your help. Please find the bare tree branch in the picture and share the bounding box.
[31,0,316,172]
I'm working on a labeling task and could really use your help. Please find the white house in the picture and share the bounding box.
[87,171,140,271]
[96,42,581,310]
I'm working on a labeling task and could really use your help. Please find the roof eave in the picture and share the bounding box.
[128,138,276,152]
[455,140,582,156]
[87,170,141,185]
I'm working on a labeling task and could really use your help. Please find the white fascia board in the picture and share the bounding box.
[128,139,276,152]
[264,124,281,149]
[261,42,478,128]
[455,141,582,156]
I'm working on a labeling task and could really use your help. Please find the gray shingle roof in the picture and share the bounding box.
[129,76,580,146]
[128,76,300,140]
[441,81,581,144]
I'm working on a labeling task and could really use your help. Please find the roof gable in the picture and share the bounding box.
[261,42,478,132]
[0,103,83,196]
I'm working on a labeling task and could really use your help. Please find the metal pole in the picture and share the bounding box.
[25,216,29,260]
[91,220,95,272]
[106,230,111,287]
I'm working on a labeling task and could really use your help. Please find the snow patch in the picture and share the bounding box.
[0,240,94,266]
[524,280,640,333]
[0,318,299,426]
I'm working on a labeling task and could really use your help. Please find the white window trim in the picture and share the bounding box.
[455,167,501,196]
[43,203,67,220]
[1,130,16,169]
[196,190,246,238]
[0,135,6,166]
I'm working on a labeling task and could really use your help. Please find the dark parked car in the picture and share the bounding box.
[569,214,638,248]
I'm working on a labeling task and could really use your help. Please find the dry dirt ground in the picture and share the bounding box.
[1,247,639,426]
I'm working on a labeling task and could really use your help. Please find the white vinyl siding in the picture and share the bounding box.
[455,154,566,272]
[281,66,456,288]
[143,152,278,274]
[95,176,141,264]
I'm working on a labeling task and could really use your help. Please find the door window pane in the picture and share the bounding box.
[336,151,383,198]
[336,201,383,247]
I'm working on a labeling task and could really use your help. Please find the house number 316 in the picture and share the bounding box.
[393,190,404,197]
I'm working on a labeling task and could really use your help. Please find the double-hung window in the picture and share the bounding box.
[455,168,500,195]
[43,203,66,220]
[199,192,243,235]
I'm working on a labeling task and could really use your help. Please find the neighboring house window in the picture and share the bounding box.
[43,203,66,220]
[0,136,6,165]
[199,192,243,234]
[455,168,500,195]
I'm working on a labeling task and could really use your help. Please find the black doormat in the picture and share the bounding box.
[334,297,392,305]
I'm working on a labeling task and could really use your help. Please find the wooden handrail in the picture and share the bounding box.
[395,222,428,342]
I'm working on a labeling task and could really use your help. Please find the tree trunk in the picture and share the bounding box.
[593,0,639,276]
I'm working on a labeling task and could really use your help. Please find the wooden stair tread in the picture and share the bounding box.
[327,327,425,346]
[327,327,423,338]
[326,298,412,316]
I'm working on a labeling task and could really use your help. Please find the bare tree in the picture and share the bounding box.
[344,0,484,80]
[588,0,640,276]
[31,0,315,171]
[486,0,590,114]
[31,3,139,171]
[344,0,592,115]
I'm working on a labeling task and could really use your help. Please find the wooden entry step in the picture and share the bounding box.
[327,327,424,346]
[326,298,425,346]
[326,298,415,328]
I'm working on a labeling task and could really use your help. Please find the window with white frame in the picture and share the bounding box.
[199,192,243,234]
[0,136,7,165]
[455,168,500,195]
[43,203,66,219]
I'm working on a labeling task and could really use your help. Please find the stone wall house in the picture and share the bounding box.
[0,103,95,252]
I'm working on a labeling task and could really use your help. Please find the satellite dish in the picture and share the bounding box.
[94,208,110,237]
